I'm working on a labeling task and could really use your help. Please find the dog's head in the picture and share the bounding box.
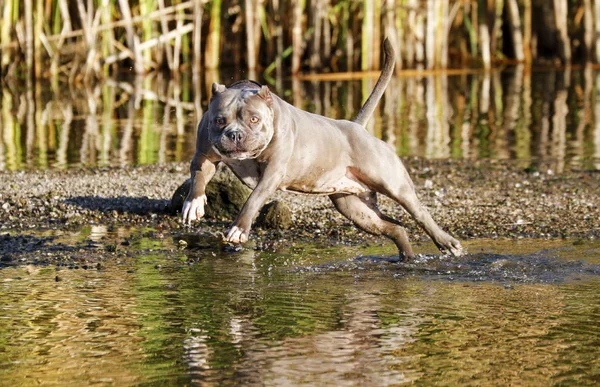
[206,82,274,160]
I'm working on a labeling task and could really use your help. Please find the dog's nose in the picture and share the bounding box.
[226,131,243,142]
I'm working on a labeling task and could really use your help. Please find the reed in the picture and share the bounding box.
[0,0,597,81]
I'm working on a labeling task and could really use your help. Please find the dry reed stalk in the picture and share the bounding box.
[442,0,460,68]
[34,0,43,78]
[361,0,374,71]
[425,0,435,68]
[51,0,73,76]
[372,0,381,69]
[434,1,446,68]
[1,0,596,79]
[0,0,14,68]
[104,23,193,66]
[173,6,184,72]
[205,0,221,69]
[24,0,34,79]
[553,0,571,63]
[158,0,174,70]
[192,0,203,74]
[272,0,283,81]
[75,0,90,48]
[322,0,330,63]
[78,0,103,77]
[523,0,532,63]
[291,0,303,74]
[506,0,524,62]
[100,0,115,74]
[140,0,155,67]
[117,0,144,73]
[405,0,417,67]
[583,0,593,61]
[470,0,478,56]
[253,0,263,65]
[245,0,257,71]
[26,1,194,47]
[479,24,491,71]
[310,0,323,70]
[490,0,503,58]
[384,0,400,72]
[344,1,353,71]
[596,1,600,63]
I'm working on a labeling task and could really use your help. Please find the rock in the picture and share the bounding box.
[256,201,292,230]
[170,178,192,215]
[170,166,251,220]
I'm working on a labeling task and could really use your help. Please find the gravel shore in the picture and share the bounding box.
[1,159,598,265]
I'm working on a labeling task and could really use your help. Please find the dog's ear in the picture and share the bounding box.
[257,86,273,106]
[211,82,226,96]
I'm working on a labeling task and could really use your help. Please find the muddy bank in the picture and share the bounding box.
[0,159,598,265]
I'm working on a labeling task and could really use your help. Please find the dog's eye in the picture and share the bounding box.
[249,116,260,124]
[215,117,226,126]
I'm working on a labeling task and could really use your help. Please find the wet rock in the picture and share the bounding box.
[256,201,292,230]
[170,178,192,215]
[170,167,251,220]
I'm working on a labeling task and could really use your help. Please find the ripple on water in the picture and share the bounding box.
[295,245,600,285]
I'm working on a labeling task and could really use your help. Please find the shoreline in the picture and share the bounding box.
[1,159,598,265]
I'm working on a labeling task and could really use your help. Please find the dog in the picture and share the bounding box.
[182,39,463,259]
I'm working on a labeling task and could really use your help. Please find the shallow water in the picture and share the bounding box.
[2,67,600,385]
[1,67,599,171]
[1,233,600,385]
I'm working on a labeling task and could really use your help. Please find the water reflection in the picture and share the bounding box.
[1,237,600,385]
[1,67,600,171]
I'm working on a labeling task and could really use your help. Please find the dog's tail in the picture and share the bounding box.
[352,38,395,127]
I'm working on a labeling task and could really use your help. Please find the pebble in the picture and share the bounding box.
[0,160,598,267]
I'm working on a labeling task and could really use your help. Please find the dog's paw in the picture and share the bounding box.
[446,238,464,257]
[182,195,207,224]
[224,226,249,244]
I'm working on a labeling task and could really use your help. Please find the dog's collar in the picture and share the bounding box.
[228,80,262,89]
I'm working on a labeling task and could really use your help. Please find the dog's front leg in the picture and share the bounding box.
[224,166,285,244]
[182,154,217,224]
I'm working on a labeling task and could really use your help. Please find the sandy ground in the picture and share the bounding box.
[1,159,598,265]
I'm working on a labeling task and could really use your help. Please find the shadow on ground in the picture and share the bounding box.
[65,196,171,214]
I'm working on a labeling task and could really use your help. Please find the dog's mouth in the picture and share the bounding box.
[213,132,269,160]
[214,143,253,160]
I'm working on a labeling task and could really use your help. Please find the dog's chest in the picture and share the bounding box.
[225,159,262,189]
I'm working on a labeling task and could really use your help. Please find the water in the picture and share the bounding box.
[1,229,600,385]
[2,68,600,385]
[1,67,599,171]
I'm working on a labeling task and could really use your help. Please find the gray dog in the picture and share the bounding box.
[183,40,463,259]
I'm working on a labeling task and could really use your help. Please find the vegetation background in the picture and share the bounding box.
[0,0,597,82]
[1,1,599,173]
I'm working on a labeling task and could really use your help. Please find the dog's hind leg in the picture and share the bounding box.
[384,181,464,257]
[330,192,414,260]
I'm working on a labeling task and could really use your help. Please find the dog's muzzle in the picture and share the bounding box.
[224,129,244,143]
